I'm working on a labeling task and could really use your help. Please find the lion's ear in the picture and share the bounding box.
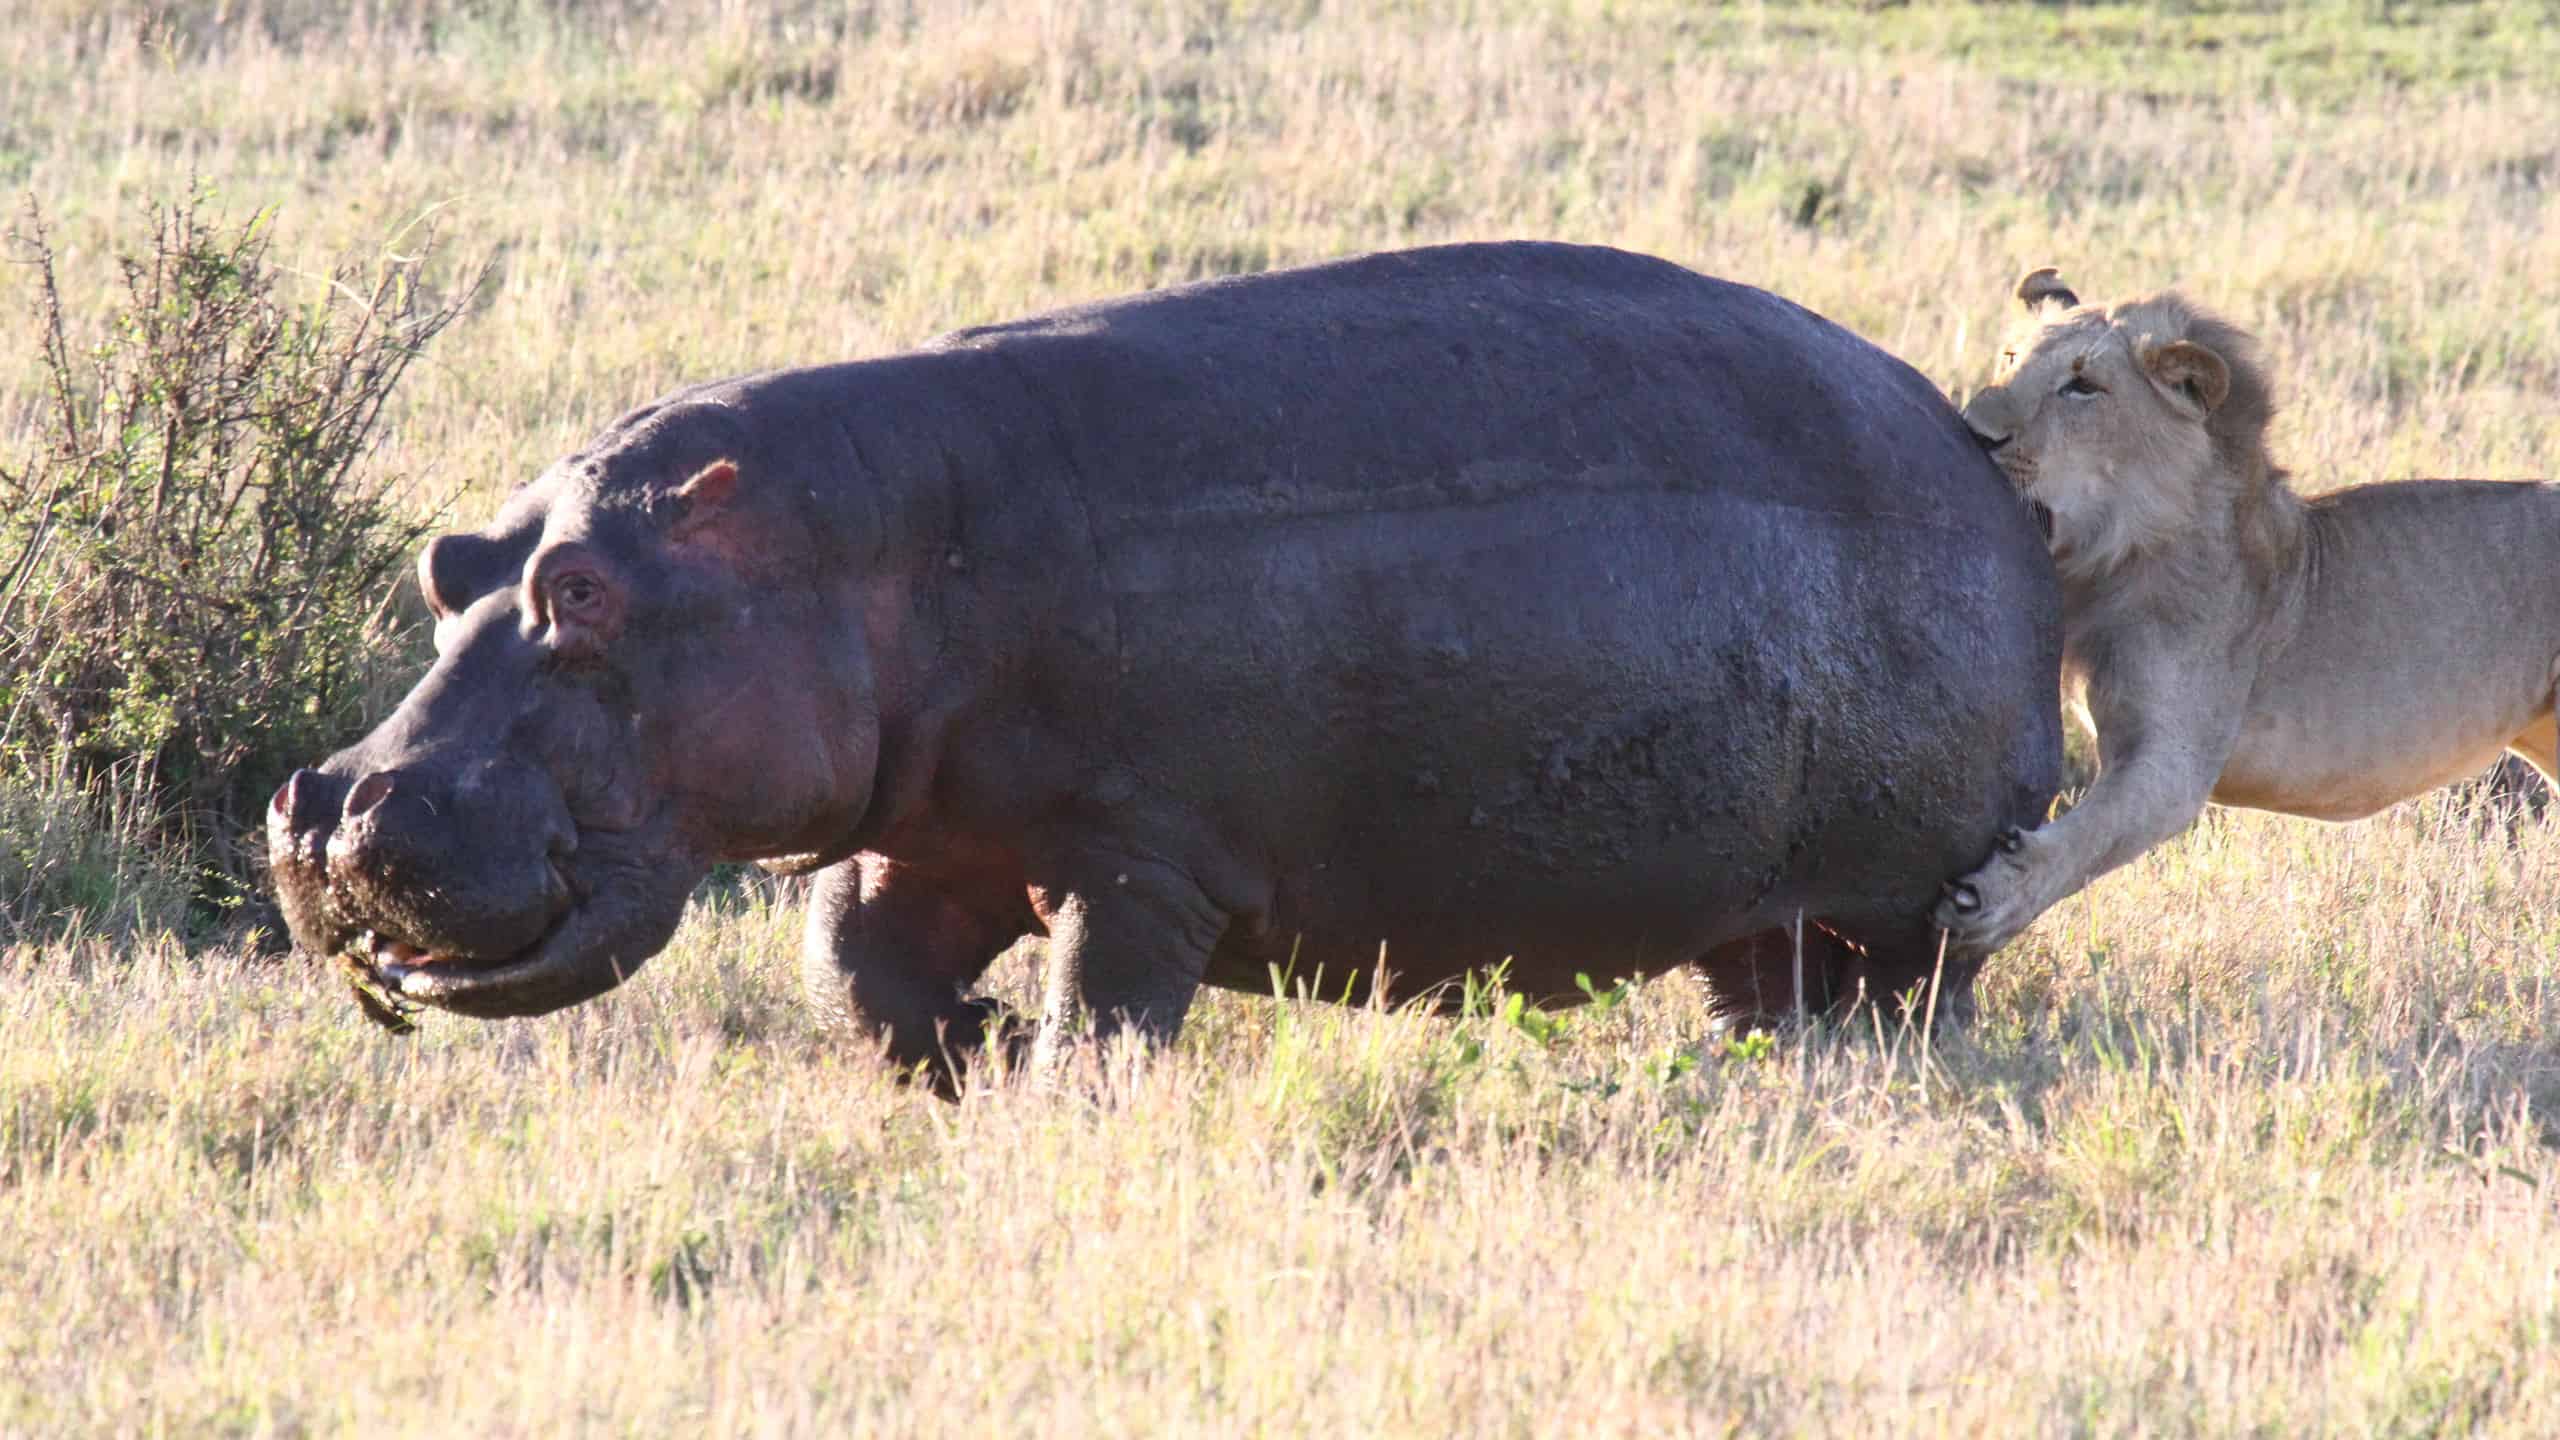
[2014,266,2080,315]
[2143,340,2231,418]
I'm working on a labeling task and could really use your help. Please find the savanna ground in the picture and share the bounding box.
[5,0,2560,1432]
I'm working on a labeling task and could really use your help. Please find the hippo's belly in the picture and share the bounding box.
[1080,484,2040,1000]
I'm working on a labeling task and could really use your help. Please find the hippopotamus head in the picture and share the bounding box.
[268,398,882,1015]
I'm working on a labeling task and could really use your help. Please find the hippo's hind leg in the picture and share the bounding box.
[1828,915,1983,1030]
[802,852,1035,1091]
[1694,923,1860,1030]
[1694,918,1978,1031]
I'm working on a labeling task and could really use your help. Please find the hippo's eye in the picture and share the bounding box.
[552,572,607,622]
[531,553,621,662]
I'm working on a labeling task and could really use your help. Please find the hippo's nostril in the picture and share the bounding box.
[345,771,397,819]
[271,767,343,833]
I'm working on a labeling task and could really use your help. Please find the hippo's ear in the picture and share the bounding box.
[667,459,740,541]
[2014,267,2080,316]
[418,532,512,620]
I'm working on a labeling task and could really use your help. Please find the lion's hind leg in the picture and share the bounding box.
[2478,713,2560,829]
[2505,713,2558,785]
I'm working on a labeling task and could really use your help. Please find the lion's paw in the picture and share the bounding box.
[1931,828,2054,953]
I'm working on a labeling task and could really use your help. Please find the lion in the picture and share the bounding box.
[1933,266,2560,953]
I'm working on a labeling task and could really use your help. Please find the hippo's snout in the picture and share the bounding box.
[321,768,459,882]
[269,758,575,970]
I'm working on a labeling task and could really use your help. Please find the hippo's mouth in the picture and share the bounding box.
[358,912,571,999]
[352,896,633,1017]
[332,853,585,1002]
[315,845,705,1021]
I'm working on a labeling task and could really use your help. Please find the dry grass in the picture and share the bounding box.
[11,801,2560,1434]
[4,1,2559,1433]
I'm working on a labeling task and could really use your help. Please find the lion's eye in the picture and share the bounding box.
[2060,375,2101,398]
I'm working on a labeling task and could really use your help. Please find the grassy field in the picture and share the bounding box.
[6,0,2560,1432]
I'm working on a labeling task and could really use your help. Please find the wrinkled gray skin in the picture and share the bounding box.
[269,242,2062,1082]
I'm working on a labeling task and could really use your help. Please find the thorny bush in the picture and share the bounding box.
[0,188,476,932]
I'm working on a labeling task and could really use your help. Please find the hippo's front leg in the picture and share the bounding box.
[802,853,1033,1090]
[1026,849,1230,1074]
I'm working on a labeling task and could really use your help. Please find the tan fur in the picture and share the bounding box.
[1936,269,2560,954]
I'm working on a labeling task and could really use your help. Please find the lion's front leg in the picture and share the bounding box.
[1935,676,2242,953]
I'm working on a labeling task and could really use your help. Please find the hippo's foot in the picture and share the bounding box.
[941,994,1035,1088]
[1931,825,2052,954]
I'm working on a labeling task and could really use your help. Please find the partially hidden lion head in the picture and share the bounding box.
[1961,267,2299,589]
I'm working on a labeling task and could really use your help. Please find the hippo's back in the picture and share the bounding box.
[930,242,1993,545]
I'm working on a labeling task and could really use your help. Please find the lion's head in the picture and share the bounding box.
[1961,267,2299,588]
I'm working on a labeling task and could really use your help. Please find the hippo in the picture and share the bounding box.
[268,241,2061,1081]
